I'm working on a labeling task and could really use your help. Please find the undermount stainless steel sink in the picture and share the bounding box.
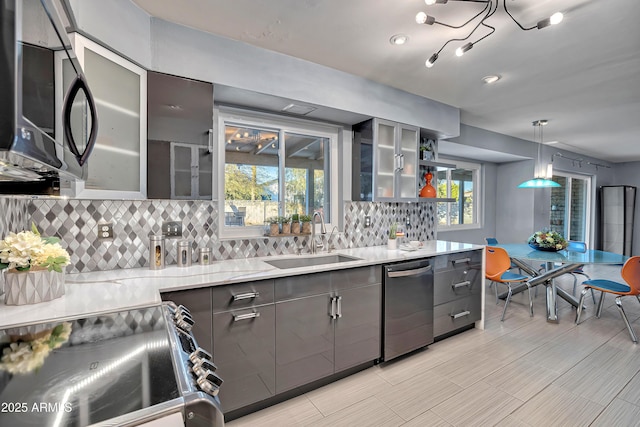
[264,254,361,269]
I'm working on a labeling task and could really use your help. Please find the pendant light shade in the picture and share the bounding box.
[518,120,559,188]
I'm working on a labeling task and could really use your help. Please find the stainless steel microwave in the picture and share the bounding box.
[0,0,97,184]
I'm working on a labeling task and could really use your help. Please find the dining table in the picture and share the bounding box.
[492,244,629,323]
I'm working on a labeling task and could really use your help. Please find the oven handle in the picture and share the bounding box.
[387,265,432,278]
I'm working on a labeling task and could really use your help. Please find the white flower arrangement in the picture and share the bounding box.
[0,224,70,273]
[0,322,72,374]
[527,230,568,250]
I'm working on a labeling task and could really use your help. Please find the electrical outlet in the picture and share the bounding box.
[97,223,113,240]
[364,216,371,228]
[162,221,183,238]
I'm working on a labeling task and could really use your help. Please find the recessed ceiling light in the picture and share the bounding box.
[389,34,409,45]
[482,75,501,84]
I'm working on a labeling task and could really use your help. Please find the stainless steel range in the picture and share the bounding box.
[0,303,224,426]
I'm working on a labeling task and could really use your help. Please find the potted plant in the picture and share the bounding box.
[290,214,301,234]
[388,222,398,250]
[300,214,312,234]
[280,216,291,234]
[0,224,71,305]
[420,140,434,161]
[265,217,280,236]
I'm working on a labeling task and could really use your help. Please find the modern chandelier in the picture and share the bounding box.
[416,0,564,68]
[518,120,560,189]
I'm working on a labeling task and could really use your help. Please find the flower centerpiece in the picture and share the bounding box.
[0,322,72,374]
[0,224,70,305]
[527,230,568,252]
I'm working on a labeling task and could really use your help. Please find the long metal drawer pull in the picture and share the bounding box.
[233,291,260,301]
[233,311,260,321]
[387,265,432,278]
[452,281,472,289]
[336,296,342,318]
[451,310,471,319]
[452,258,471,265]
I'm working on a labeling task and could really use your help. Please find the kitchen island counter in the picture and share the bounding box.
[0,240,483,328]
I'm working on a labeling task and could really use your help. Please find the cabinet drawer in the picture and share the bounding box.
[332,266,381,291]
[434,296,481,338]
[434,250,482,272]
[275,272,331,301]
[434,267,482,305]
[212,280,275,313]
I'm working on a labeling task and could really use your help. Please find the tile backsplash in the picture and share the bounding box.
[1,197,436,273]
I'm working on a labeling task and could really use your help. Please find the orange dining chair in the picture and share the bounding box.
[486,246,534,321]
[575,256,640,343]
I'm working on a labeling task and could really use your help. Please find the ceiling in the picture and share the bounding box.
[131,0,640,163]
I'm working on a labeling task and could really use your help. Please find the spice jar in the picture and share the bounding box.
[177,240,192,267]
[199,247,212,265]
[149,235,165,270]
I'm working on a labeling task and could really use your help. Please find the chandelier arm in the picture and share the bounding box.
[502,0,536,31]
[433,1,491,29]
[454,0,495,45]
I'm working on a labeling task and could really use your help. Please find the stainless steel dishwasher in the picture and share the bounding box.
[382,259,434,361]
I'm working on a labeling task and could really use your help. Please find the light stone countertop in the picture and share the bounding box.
[0,240,483,329]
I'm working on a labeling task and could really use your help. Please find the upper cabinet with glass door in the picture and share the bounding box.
[60,34,146,199]
[352,118,419,202]
[147,72,214,200]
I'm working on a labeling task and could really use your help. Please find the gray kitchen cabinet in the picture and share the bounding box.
[160,287,213,353]
[433,250,483,338]
[147,71,214,199]
[275,266,381,393]
[334,284,381,372]
[275,293,335,393]
[211,280,276,413]
[352,118,419,202]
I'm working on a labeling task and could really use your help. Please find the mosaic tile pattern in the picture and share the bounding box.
[1,197,437,273]
[0,197,30,238]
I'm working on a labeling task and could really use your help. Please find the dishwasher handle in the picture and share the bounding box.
[386,265,432,278]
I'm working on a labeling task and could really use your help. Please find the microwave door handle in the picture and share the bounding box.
[63,74,99,167]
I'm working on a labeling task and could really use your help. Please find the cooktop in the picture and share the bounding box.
[0,306,180,426]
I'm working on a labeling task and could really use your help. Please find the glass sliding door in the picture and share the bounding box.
[550,172,591,243]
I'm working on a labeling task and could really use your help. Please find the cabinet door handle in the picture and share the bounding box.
[453,258,471,265]
[208,129,214,154]
[233,291,260,301]
[329,296,337,319]
[399,154,405,171]
[452,281,471,290]
[451,310,471,319]
[233,311,260,321]
[336,296,342,318]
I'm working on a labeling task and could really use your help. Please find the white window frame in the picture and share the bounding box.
[437,159,482,231]
[216,107,340,239]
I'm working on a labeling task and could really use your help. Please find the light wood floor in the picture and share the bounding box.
[227,264,640,427]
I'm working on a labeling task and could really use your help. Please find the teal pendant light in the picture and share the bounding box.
[518,120,560,188]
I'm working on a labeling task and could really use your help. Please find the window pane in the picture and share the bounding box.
[224,125,279,226]
[437,163,480,229]
[437,169,448,226]
[284,133,330,222]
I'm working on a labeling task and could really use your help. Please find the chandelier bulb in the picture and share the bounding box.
[416,12,427,24]
[537,12,563,29]
[425,0,436,5]
[425,53,438,68]
[455,42,473,57]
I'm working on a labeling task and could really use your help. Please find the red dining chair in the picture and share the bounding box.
[486,246,534,321]
[575,256,640,343]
